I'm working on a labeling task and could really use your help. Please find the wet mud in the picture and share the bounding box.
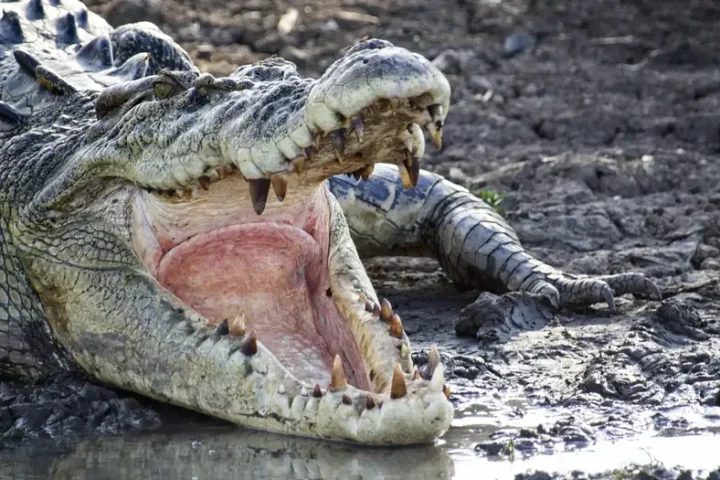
[3,0,720,478]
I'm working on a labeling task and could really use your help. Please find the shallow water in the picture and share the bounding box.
[2,404,719,480]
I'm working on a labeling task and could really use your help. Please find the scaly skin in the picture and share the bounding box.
[0,0,660,444]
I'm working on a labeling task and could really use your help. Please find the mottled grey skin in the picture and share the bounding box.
[0,0,660,443]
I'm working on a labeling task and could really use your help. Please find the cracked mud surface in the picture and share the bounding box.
[3,0,720,478]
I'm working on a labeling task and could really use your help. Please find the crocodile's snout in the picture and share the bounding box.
[87,39,450,215]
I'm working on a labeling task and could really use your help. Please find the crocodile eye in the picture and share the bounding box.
[153,81,177,100]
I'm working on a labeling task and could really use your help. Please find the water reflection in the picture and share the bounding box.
[0,424,455,480]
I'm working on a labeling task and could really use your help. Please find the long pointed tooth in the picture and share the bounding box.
[398,162,412,189]
[330,129,345,163]
[312,384,323,397]
[372,303,381,317]
[400,344,410,359]
[248,179,271,215]
[198,175,211,191]
[330,354,347,390]
[389,314,404,338]
[293,156,306,174]
[390,364,407,399]
[423,344,440,380]
[443,384,451,400]
[301,386,309,397]
[361,163,374,180]
[229,315,246,337]
[380,298,393,321]
[425,122,443,150]
[427,104,444,128]
[271,174,287,202]
[365,300,375,313]
[352,169,362,181]
[351,116,364,142]
[430,362,445,392]
[365,396,376,410]
[404,152,420,187]
[241,330,258,356]
[216,319,229,336]
[390,97,401,113]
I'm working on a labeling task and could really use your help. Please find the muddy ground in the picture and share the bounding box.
[4,0,720,478]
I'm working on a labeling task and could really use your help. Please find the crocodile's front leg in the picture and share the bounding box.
[329,164,661,311]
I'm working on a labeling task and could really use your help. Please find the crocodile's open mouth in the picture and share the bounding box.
[131,96,448,399]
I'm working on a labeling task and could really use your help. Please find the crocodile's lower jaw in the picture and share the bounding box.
[131,174,453,444]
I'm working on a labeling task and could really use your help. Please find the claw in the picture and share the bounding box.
[603,287,616,312]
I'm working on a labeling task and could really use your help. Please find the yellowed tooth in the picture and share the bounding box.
[330,354,347,390]
[390,97,401,113]
[425,122,443,150]
[293,156,306,175]
[229,314,246,337]
[390,364,407,399]
[398,162,412,189]
[312,384,323,397]
[361,163,374,180]
[241,330,257,356]
[372,303,381,318]
[380,298,393,321]
[351,116,364,143]
[425,343,440,379]
[443,384,451,400]
[400,344,409,359]
[216,166,226,179]
[358,293,368,303]
[330,129,345,163]
[248,178,271,215]
[198,175,211,191]
[390,314,404,339]
[271,174,288,202]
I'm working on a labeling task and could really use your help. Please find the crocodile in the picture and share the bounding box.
[0,0,662,445]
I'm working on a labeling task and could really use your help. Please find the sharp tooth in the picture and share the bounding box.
[278,384,286,395]
[430,362,445,392]
[361,163,374,180]
[248,178,271,215]
[404,136,413,152]
[216,166,226,179]
[359,293,368,303]
[372,303,381,318]
[216,319,229,336]
[423,343,440,379]
[365,396,376,410]
[330,354,347,390]
[425,122,443,150]
[365,300,375,313]
[293,156,306,175]
[330,129,345,162]
[198,175,211,191]
[427,104,444,128]
[411,367,421,380]
[404,152,420,187]
[389,313,404,338]
[229,314,246,337]
[398,162,412,189]
[390,364,407,399]
[342,394,352,405]
[351,116,364,142]
[443,384,451,400]
[390,97,401,113]
[312,384,323,398]
[380,298,393,321]
[352,169,362,181]
[400,344,409,359]
[300,386,309,397]
[240,330,258,356]
[271,174,287,202]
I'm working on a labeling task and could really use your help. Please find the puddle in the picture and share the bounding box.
[1,405,719,480]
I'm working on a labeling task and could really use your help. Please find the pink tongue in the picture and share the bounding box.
[157,223,336,385]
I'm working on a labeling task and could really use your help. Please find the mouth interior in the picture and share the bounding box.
[139,177,371,390]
